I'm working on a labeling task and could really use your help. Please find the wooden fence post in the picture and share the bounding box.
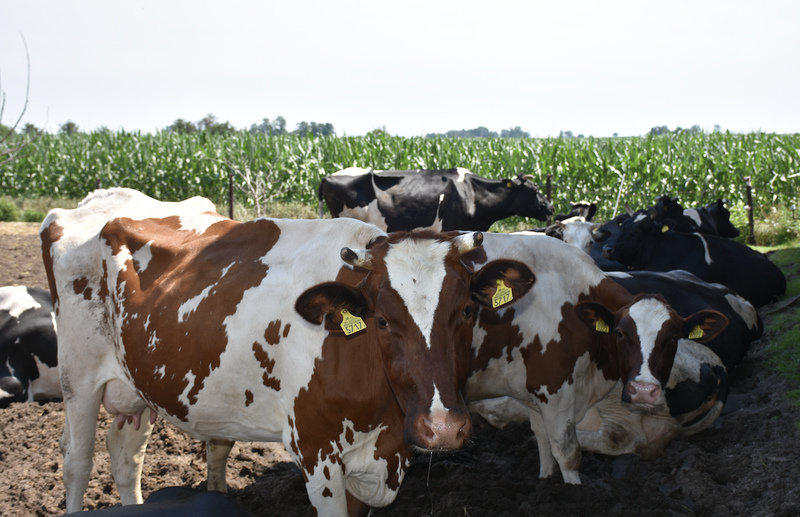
[744,176,755,245]
[546,174,552,225]
[228,170,235,220]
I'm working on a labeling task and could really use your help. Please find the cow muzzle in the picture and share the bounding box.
[623,381,665,411]
[409,408,472,452]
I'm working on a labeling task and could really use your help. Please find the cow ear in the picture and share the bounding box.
[574,302,617,334]
[660,218,677,233]
[682,310,729,343]
[295,282,371,325]
[470,260,535,309]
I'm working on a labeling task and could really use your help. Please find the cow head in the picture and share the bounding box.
[575,295,728,412]
[506,174,554,222]
[600,210,673,268]
[705,199,740,238]
[295,231,535,451]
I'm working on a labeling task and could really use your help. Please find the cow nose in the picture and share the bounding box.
[626,381,663,407]
[602,246,614,259]
[413,409,472,451]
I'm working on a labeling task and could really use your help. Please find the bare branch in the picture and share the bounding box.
[1,33,43,166]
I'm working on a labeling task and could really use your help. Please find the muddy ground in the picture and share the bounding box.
[0,221,798,517]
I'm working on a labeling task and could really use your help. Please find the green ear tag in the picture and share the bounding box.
[491,279,513,308]
[595,318,610,333]
[340,309,366,336]
[661,224,669,233]
[688,325,704,340]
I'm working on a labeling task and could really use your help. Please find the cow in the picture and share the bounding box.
[653,195,740,238]
[469,337,728,459]
[0,285,60,407]
[534,221,762,368]
[514,217,599,255]
[462,233,728,484]
[600,210,786,307]
[318,167,553,232]
[606,269,762,369]
[41,188,534,516]
[554,200,598,222]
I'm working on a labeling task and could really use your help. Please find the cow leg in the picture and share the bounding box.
[206,438,235,492]
[534,402,582,484]
[527,410,559,479]
[106,407,155,505]
[60,388,104,513]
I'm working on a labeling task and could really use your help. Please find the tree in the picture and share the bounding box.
[559,130,575,139]
[501,126,530,138]
[59,120,80,135]
[168,118,197,134]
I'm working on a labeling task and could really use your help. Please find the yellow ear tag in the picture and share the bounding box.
[491,279,513,308]
[688,325,704,340]
[506,181,512,188]
[595,318,610,333]
[661,224,669,233]
[340,309,366,336]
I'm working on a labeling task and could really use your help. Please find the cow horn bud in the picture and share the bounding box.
[454,232,483,255]
[521,174,535,181]
[341,247,373,270]
[648,206,657,219]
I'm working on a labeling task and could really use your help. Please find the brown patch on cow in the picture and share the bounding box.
[322,487,333,498]
[252,342,281,391]
[264,320,282,345]
[245,390,254,407]
[99,216,281,421]
[283,323,291,338]
[72,277,93,300]
[323,466,331,480]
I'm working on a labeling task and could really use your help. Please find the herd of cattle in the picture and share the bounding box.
[0,166,786,516]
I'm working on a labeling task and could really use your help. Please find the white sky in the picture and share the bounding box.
[2,0,799,138]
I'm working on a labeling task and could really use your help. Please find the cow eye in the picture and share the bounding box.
[463,306,473,318]
[377,317,388,328]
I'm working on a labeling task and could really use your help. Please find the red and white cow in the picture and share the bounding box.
[470,337,728,459]
[40,188,534,516]
[463,233,727,484]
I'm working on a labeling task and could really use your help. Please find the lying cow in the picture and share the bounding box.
[0,285,60,407]
[463,233,727,484]
[318,167,553,232]
[601,209,786,307]
[470,337,728,459]
[653,195,740,238]
[41,188,534,515]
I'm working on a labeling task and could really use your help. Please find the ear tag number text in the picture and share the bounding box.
[340,309,366,336]
[492,279,513,308]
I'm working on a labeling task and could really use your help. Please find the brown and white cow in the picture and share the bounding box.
[463,232,727,484]
[40,188,534,516]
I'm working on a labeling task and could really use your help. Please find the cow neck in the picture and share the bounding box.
[469,177,517,231]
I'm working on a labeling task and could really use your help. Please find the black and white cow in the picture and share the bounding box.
[653,195,740,238]
[601,210,785,307]
[606,269,762,369]
[0,285,60,407]
[318,167,553,232]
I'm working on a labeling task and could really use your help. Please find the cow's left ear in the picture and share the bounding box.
[682,310,729,343]
[295,282,371,325]
[574,301,617,335]
[471,260,535,309]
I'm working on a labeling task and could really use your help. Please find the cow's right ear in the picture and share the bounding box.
[295,282,371,325]
[574,301,617,335]
[470,260,535,309]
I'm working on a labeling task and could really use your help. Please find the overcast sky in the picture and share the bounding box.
[2,0,798,138]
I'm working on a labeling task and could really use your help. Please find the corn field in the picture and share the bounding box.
[2,130,798,221]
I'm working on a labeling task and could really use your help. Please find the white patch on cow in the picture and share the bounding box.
[430,384,446,413]
[154,365,166,379]
[561,221,596,255]
[339,198,388,231]
[455,167,471,182]
[684,208,702,227]
[177,264,233,322]
[606,271,633,279]
[132,241,153,272]
[385,239,449,348]
[634,212,649,223]
[332,167,371,177]
[177,370,197,410]
[0,286,41,319]
[28,355,62,402]
[628,298,671,384]
[429,194,446,232]
[693,233,713,265]
[0,387,13,399]
[724,293,759,330]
